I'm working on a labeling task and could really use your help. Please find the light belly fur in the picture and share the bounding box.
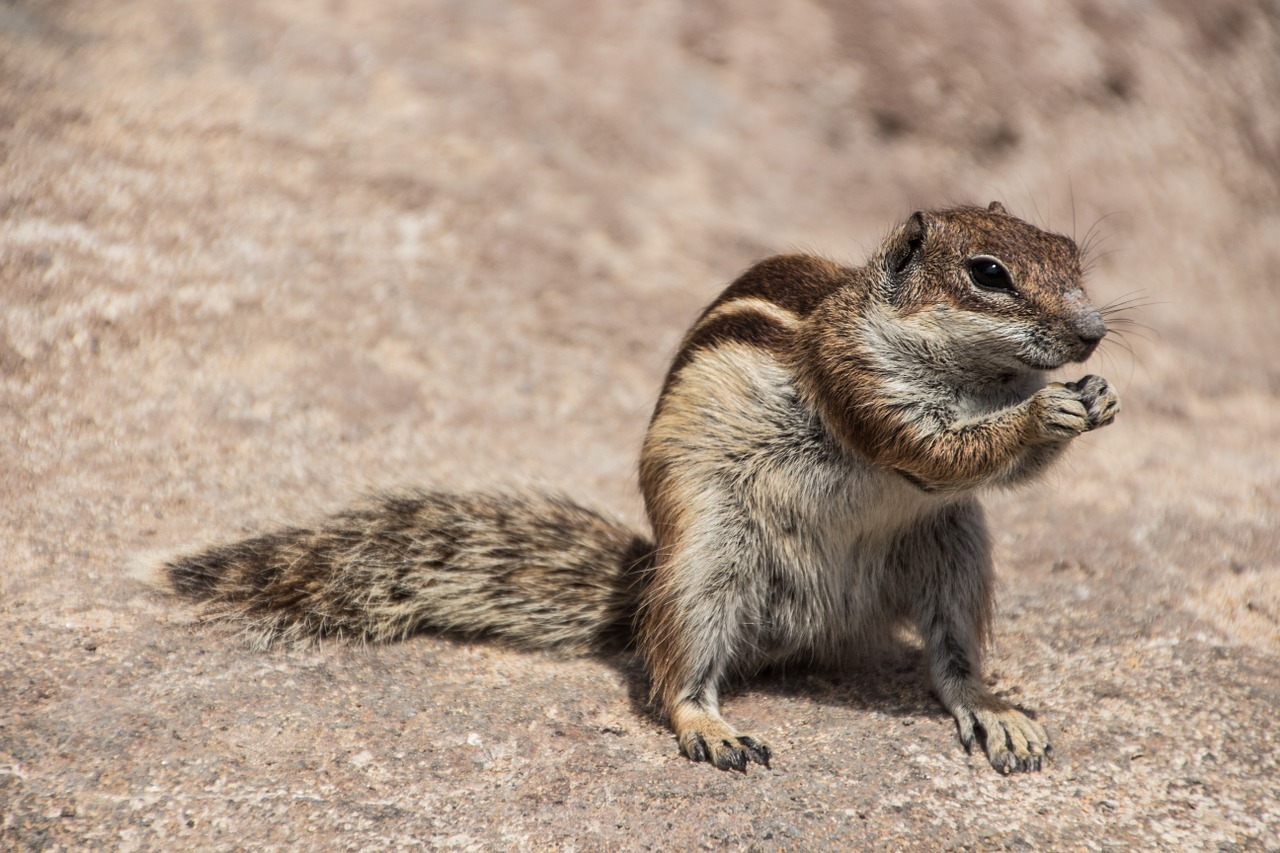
[655,344,951,673]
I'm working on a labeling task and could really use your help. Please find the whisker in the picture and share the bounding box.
[1104,319,1158,341]
[1080,211,1128,275]
[1100,299,1158,315]
[1109,332,1155,348]
[1105,334,1151,385]
[1099,290,1163,319]
[1026,188,1046,231]
[1100,289,1156,306]
[1081,211,1125,249]
[1095,348,1121,379]
[1103,332,1137,358]
[1070,183,1078,243]
[1081,230,1118,260]
[1082,247,1126,275]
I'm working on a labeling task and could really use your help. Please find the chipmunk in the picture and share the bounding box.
[163,201,1119,775]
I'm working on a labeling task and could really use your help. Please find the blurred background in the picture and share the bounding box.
[1,1,1276,848]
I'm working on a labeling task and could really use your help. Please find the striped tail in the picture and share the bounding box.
[164,490,654,651]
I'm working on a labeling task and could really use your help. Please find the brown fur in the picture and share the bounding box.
[167,490,653,651]
[162,203,1120,776]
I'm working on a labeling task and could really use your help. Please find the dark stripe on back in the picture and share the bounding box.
[650,254,850,419]
[657,306,794,404]
[705,255,850,319]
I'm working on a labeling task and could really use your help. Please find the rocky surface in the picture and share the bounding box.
[2,1,1277,849]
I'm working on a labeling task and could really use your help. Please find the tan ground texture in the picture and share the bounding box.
[2,0,1278,849]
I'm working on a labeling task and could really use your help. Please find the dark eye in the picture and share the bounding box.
[967,256,1016,293]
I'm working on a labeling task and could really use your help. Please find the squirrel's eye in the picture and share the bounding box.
[967,256,1015,293]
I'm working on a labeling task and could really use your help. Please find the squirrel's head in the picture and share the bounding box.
[876,201,1105,373]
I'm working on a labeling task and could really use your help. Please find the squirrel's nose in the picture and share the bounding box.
[1074,309,1107,352]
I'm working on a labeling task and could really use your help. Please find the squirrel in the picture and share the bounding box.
[163,201,1119,775]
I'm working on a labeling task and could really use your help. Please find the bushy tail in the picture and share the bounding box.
[164,490,655,651]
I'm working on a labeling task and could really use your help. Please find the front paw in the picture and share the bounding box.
[1065,374,1120,430]
[953,698,1052,774]
[1033,383,1091,440]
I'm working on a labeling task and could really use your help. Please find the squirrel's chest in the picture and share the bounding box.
[747,456,943,663]
[646,341,945,536]
[730,387,949,656]
[647,346,951,660]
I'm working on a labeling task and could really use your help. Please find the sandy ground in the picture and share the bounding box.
[2,0,1277,849]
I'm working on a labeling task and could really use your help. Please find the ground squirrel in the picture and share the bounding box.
[164,202,1119,775]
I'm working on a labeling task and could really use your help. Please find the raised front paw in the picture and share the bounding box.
[953,697,1052,774]
[674,708,772,772]
[1034,374,1119,441]
[1033,383,1091,440]
[1065,374,1120,430]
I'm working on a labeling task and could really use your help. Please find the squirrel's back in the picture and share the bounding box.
[165,490,654,650]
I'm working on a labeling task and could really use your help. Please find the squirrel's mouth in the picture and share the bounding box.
[1018,334,1101,370]
[1015,349,1070,371]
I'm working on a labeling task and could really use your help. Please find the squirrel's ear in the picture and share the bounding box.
[886,211,930,277]
[987,200,1008,214]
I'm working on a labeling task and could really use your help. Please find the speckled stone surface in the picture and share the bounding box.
[2,1,1277,849]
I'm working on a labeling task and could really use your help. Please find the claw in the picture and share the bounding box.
[956,712,977,753]
[672,705,772,773]
[718,741,747,772]
[951,702,1052,774]
[684,733,710,764]
[739,735,772,768]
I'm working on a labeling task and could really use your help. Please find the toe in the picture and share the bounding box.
[738,736,772,768]
[712,740,747,772]
[682,733,710,764]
